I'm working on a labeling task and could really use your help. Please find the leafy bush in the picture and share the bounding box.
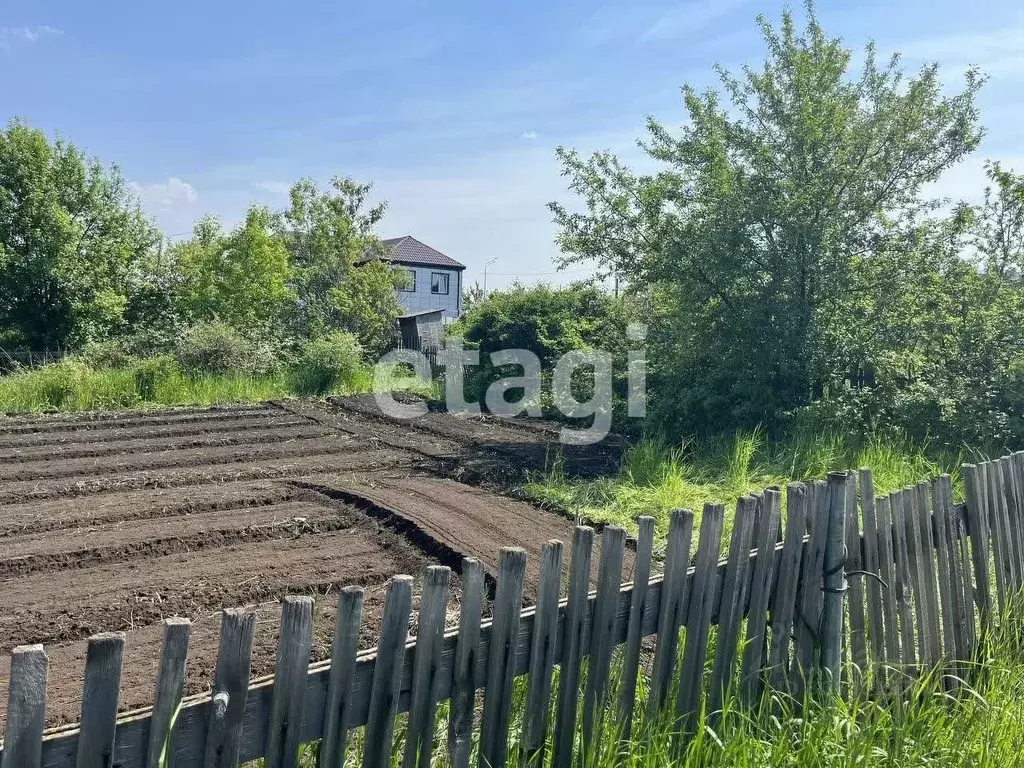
[454,282,633,416]
[131,355,180,402]
[174,320,277,376]
[287,332,364,396]
[37,360,86,409]
[78,339,136,370]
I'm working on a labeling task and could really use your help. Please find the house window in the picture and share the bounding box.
[399,268,416,292]
[431,272,450,295]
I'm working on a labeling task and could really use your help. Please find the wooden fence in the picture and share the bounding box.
[3,453,1024,768]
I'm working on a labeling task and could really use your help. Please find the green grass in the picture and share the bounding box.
[272,616,1024,768]
[525,429,975,547]
[0,358,435,413]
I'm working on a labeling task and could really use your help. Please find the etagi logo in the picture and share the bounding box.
[374,324,648,445]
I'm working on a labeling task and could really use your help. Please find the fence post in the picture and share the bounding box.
[820,472,848,692]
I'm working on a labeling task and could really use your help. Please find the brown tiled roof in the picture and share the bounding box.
[359,236,466,270]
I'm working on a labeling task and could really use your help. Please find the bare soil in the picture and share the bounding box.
[0,397,626,729]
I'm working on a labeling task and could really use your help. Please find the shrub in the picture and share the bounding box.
[78,339,136,370]
[37,360,86,409]
[174,320,259,376]
[287,332,364,396]
[131,355,180,402]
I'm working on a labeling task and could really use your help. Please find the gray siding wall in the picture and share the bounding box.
[396,265,462,318]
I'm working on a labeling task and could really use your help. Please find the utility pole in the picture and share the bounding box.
[483,257,497,297]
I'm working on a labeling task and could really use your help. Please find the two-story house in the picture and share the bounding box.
[359,235,466,319]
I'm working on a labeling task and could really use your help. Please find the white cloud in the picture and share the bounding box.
[251,180,292,196]
[643,0,750,41]
[130,177,198,207]
[129,178,201,234]
[889,27,1024,79]
[520,130,539,140]
[0,25,62,47]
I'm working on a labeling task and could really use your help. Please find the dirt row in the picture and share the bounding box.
[0,398,628,728]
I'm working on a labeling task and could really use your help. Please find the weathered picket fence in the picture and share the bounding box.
[2,452,1024,768]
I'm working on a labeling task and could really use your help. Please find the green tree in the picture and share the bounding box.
[275,176,402,345]
[551,2,984,435]
[0,120,160,350]
[462,280,486,312]
[174,208,294,333]
[330,260,407,357]
[975,161,1024,281]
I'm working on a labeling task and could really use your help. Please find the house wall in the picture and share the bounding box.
[395,265,462,318]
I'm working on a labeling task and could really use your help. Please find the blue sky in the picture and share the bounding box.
[2,0,1023,290]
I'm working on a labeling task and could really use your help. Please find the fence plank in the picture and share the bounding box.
[146,619,191,768]
[962,464,992,638]
[479,548,527,768]
[266,597,314,768]
[646,510,695,720]
[889,491,918,673]
[767,484,807,694]
[985,461,1011,615]
[915,483,944,667]
[403,567,451,768]
[821,472,848,691]
[552,527,594,768]
[791,480,829,697]
[618,517,654,741]
[76,633,125,768]
[676,503,725,735]
[843,473,867,684]
[362,576,413,768]
[202,609,256,768]
[875,496,902,673]
[521,541,564,768]
[1001,456,1024,592]
[320,587,364,768]
[953,499,978,656]
[936,475,970,670]
[709,496,757,719]
[1014,452,1024,579]
[902,489,934,670]
[927,478,956,677]
[449,559,485,768]
[741,489,781,704]
[2,645,48,768]
[858,471,886,678]
[581,527,625,764]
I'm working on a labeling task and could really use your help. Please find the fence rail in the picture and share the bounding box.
[3,452,1024,768]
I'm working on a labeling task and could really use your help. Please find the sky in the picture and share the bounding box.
[2,0,1024,291]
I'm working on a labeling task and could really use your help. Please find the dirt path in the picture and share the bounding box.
[319,474,637,593]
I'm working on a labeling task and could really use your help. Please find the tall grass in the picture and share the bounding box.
[526,429,969,547]
[276,616,1024,768]
[0,358,434,413]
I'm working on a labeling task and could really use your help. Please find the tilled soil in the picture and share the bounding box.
[0,397,626,729]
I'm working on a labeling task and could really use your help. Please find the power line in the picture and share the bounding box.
[483,267,597,277]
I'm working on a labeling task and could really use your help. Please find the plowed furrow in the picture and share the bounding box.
[0,480,305,538]
[0,529,418,649]
[0,501,352,577]
[0,449,414,504]
[0,404,276,437]
[0,415,309,449]
[0,435,363,482]
[0,424,334,463]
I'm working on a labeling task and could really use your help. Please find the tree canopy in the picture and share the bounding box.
[550,3,1019,445]
[0,120,160,350]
